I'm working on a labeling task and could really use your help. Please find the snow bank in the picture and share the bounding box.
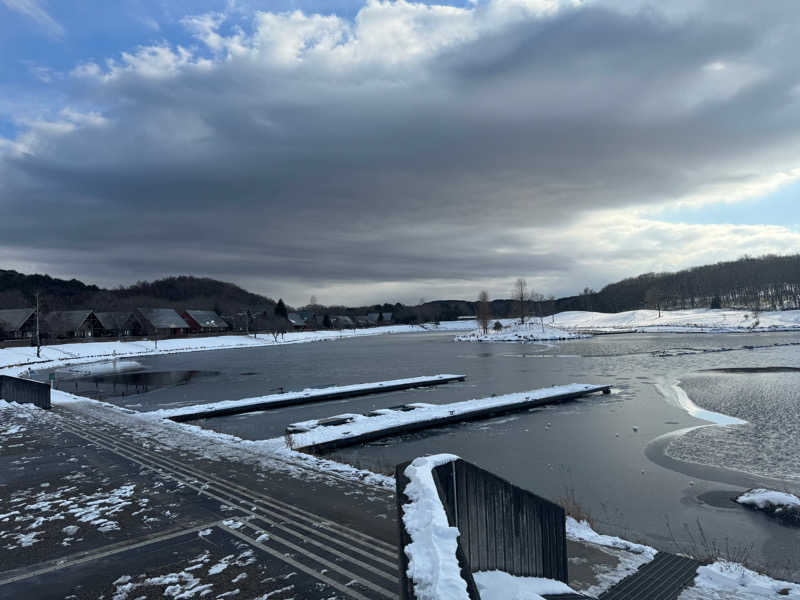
[0,321,476,377]
[551,308,800,333]
[681,560,800,599]
[401,454,469,600]
[455,320,587,343]
[735,488,800,525]
[152,373,465,420]
[736,488,800,511]
[473,571,575,600]
[566,517,656,558]
[286,383,608,450]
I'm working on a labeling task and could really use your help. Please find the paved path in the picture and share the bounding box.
[0,402,400,599]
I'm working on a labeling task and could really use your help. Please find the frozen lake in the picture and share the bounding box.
[36,330,800,577]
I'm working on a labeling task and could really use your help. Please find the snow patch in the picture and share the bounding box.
[473,571,576,600]
[736,488,800,510]
[680,560,800,599]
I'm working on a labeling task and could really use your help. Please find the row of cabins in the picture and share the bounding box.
[0,308,232,341]
[0,308,395,341]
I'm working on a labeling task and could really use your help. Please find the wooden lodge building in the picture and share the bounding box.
[0,309,37,340]
[181,310,230,334]
[134,308,190,337]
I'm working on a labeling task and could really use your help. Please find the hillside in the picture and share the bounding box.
[0,271,276,315]
[2,253,799,319]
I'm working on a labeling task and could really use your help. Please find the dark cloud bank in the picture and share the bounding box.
[3,0,800,304]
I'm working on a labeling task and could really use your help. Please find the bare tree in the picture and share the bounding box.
[513,278,529,323]
[531,292,545,331]
[477,290,491,335]
[645,286,663,317]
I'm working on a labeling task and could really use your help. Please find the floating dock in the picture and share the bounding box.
[287,383,611,454]
[160,373,466,422]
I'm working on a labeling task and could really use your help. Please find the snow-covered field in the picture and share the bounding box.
[551,308,800,333]
[455,319,587,342]
[0,320,476,377]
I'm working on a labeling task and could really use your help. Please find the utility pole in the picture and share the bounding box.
[35,292,40,358]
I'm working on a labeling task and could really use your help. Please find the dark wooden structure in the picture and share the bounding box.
[44,310,103,339]
[0,309,37,341]
[396,457,568,600]
[0,375,51,409]
[134,308,190,336]
[180,310,230,334]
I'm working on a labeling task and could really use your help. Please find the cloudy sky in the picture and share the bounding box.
[2,0,800,306]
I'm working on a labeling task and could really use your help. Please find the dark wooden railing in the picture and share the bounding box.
[0,375,51,409]
[397,457,568,600]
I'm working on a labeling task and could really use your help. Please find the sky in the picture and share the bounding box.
[1,0,800,307]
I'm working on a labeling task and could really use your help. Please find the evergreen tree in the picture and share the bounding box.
[275,299,288,319]
[377,311,384,323]
[323,314,332,328]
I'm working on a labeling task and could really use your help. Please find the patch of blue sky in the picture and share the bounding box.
[646,179,800,229]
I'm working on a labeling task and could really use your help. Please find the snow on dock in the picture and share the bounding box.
[156,374,466,421]
[286,383,611,453]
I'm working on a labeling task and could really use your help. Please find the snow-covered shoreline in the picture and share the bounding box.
[0,321,477,378]
[455,319,587,343]
[551,308,800,333]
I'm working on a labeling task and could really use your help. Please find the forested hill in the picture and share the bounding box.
[0,271,276,314]
[2,253,799,317]
[556,254,800,314]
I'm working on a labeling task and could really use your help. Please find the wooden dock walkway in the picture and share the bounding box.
[291,383,611,453]
[166,374,466,422]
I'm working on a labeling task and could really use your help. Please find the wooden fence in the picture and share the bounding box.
[396,458,568,600]
[0,375,51,409]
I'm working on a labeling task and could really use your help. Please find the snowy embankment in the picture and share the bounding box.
[736,489,800,526]
[0,321,476,377]
[151,374,465,421]
[285,383,609,451]
[551,308,800,333]
[455,320,587,342]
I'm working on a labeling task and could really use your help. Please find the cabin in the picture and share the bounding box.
[95,312,140,338]
[0,308,37,340]
[367,312,393,325]
[45,310,103,339]
[181,310,230,334]
[286,312,307,330]
[135,308,190,337]
[354,315,371,328]
[331,315,355,329]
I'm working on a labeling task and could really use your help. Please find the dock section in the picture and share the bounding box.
[287,383,611,454]
[158,373,466,422]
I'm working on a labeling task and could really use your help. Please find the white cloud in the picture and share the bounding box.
[3,0,800,303]
[1,0,64,38]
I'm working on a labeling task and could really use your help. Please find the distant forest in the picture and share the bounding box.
[0,272,276,316]
[1,253,799,320]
